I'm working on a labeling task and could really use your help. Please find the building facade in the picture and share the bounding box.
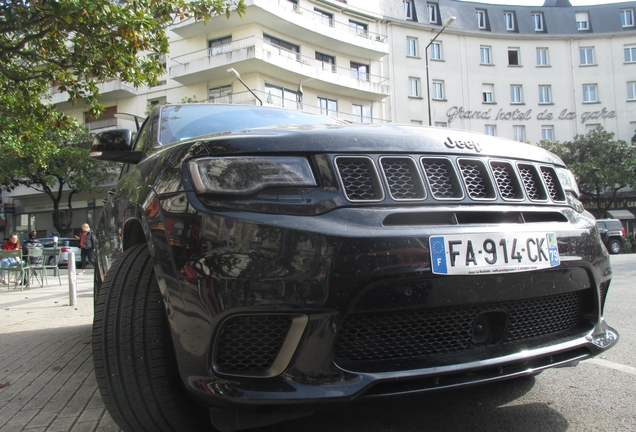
[4,0,636,239]
[386,0,636,145]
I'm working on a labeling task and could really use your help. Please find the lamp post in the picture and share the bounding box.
[425,16,456,126]
[227,68,263,105]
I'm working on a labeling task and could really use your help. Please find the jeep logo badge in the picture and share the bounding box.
[445,137,482,153]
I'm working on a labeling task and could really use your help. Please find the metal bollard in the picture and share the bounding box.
[68,252,77,306]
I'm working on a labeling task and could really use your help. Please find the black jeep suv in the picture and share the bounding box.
[90,104,618,432]
[595,218,626,254]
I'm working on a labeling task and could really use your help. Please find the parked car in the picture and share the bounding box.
[90,104,618,432]
[38,237,81,266]
[595,218,626,254]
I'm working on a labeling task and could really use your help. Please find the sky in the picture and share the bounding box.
[465,0,633,5]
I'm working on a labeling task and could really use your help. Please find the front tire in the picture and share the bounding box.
[92,243,210,432]
[607,239,622,254]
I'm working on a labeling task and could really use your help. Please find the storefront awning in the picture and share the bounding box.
[607,210,635,220]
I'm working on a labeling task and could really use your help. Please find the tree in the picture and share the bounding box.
[0,129,116,235]
[539,127,636,217]
[0,0,246,168]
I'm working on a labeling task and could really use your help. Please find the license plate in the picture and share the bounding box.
[430,232,560,275]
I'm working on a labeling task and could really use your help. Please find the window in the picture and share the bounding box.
[625,45,636,63]
[628,81,636,101]
[318,97,338,117]
[485,125,496,136]
[583,84,598,103]
[208,36,232,56]
[576,12,589,30]
[532,13,544,31]
[476,10,487,29]
[351,62,369,81]
[407,37,418,57]
[286,0,298,12]
[513,126,526,142]
[427,3,438,23]
[510,85,523,104]
[538,85,552,104]
[620,9,634,27]
[580,47,594,65]
[409,77,421,97]
[541,126,554,141]
[405,1,415,20]
[148,53,167,87]
[85,106,117,131]
[480,46,492,64]
[349,20,368,37]
[504,12,515,31]
[314,9,334,27]
[432,80,445,100]
[508,48,520,66]
[209,85,232,102]
[316,52,335,73]
[536,48,549,66]
[265,34,300,61]
[482,84,494,103]
[265,83,301,108]
[430,41,441,60]
[352,104,372,123]
[434,122,447,128]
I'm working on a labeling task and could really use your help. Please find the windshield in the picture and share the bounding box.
[159,104,343,145]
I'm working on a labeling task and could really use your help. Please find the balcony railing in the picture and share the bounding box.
[170,36,389,89]
[268,0,388,43]
[208,90,389,124]
[172,0,388,46]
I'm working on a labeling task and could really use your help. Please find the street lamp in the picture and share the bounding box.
[425,16,456,126]
[227,68,263,105]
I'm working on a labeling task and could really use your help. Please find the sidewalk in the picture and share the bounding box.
[0,269,121,432]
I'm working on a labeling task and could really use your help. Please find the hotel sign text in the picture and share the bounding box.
[446,106,616,124]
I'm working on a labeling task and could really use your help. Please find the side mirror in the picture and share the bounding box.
[90,129,143,164]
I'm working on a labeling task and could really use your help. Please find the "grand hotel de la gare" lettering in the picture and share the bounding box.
[446,106,616,124]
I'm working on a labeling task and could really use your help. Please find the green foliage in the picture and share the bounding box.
[539,126,636,217]
[0,0,246,168]
[0,128,117,234]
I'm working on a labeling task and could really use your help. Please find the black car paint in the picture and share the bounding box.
[94,105,617,423]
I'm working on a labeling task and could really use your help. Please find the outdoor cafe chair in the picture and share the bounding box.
[41,249,62,286]
[0,249,32,291]
[27,248,46,287]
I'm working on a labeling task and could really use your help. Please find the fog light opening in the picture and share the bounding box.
[471,311,507,346]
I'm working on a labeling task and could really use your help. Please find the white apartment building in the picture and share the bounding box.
[387,0,636,145]
[4,0,636,237]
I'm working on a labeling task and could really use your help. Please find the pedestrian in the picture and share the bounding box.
[1,232,21,284]
[22,229,44,265]
[75,223,97,275]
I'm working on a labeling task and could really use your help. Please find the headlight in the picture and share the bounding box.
[555,167,580,198]
[189,156,316,195]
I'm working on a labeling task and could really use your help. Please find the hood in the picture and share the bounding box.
[189,123,565,166]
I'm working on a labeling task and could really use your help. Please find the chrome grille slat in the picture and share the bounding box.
[381,157,425,200]
[335,157,382,201]
[540,166,565,202]
[517,163,547,201]
[422,158,463,199]
[458,159,494,200]
[490,161,524,200]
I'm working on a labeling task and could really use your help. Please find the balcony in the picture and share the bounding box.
[48,80,138,109]
[171,0,388,60]
[170,36,390,100]
[209,90,389,123]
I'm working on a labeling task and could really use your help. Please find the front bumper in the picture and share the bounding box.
[147,201,617,409]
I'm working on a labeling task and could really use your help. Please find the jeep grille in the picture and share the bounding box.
[335,155,565,205]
